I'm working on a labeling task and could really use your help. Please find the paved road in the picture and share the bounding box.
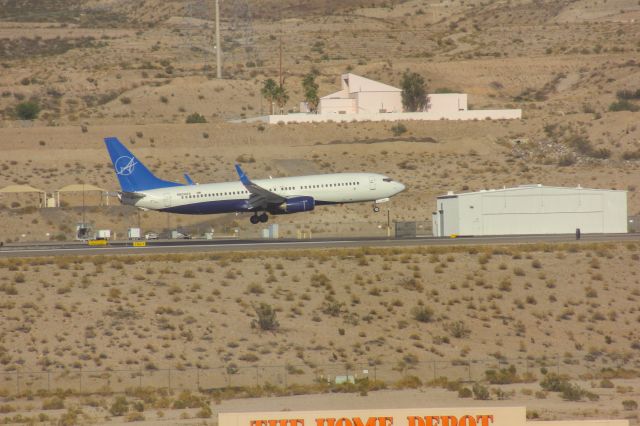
[1,233,638,258]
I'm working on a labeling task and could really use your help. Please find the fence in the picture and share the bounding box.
[1,355,637,396]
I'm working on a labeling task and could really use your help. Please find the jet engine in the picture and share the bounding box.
[273,196,315,214]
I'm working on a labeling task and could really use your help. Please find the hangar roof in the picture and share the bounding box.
[437,184,627,199]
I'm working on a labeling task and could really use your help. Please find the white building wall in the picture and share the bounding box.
[436,186,627,236]
[318,98,357,114]
[428,94,467,113]
[434,196,460,236]
[355,91,402,113]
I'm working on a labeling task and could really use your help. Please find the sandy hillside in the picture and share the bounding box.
[1,243,640,423]
[0,0,639,241]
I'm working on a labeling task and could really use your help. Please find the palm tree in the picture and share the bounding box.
[260,79,278,115]
[302,73,319,113]
[273,84,289,114]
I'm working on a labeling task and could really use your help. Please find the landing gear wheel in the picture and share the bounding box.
[259,213,269,223]
[250,215,259,224]
[373,205,380,213]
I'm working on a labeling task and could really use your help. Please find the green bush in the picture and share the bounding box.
[472,382,490,400]
[252,303,279,331]
[109,396,128,416]
[391,123,407,136]
[15,101,40,120]
[445,320,470,338]
[622,150,640,160]
[622,400,638,410]
[485,365,519,384]
[609,99,639,112]
[411,305,434,323]
[540,373,570,392]
[186,112,207,123]
[458,387,472,398]
[42,397,64,410]
[616,89,640,100]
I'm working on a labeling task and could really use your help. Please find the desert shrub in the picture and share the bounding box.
[458,387,472,398]
[246,283,264,295]
[109,396,128,416]
[567,135,593,155]
[622,400,638,410]
[0,404,15,413]
[557,154,576,166]
[617,89,640,100]
[411,305,434,323]
[486,365,519,384]
[126,412,145,421]
[172,391,205,409]
[252,303,279,331]
[622,150,640,160]
[15,101,40,120]
[540,373,570,391]
[561,383,598,401]
[395,375,422,389]
[197,403,212,418]
[445,320,471,338]
[42,397,64,410]
[391,123,407,136]
[186,112,207,123]
[239,353,259,362]
[472,383,490,400]
[120,96,131,104]
[322,300,344,317]
[609,100,639,112]
[590,148,611,159]
[236,153,256,163]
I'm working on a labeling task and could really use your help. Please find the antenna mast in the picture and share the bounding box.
[215,0,222,78]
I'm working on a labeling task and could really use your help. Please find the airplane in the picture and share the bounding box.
[104,137,405,224]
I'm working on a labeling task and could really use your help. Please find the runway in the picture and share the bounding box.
[1,233,639,258]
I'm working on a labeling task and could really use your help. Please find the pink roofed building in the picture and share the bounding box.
[318,73,403,114]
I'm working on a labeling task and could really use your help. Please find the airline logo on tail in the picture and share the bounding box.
[115,156,137,176]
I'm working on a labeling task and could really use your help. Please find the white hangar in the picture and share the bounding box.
[432,185,627,237]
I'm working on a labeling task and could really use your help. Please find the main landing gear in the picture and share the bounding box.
[250,212,269,224]
[372,203,380,213]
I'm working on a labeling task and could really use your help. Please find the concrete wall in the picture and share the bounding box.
[434,186,628,236]
[235,109,522,124]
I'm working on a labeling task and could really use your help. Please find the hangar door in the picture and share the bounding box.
[480,191,605,235]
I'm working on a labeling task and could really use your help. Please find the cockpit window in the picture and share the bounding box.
[382,178,392,182]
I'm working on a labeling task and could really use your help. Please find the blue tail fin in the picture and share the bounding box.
[104,137,181,192]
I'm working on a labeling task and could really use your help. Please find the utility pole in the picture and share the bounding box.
[279,36,283,87]
[215,0,222,79]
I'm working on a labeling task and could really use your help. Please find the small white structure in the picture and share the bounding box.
[432,185,627,237]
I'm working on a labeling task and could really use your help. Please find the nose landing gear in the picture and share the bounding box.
[373,203,380,213]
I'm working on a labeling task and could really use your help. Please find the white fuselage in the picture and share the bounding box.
[126,172,405,215]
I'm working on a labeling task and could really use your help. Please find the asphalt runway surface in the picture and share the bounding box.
[1,233,639,258]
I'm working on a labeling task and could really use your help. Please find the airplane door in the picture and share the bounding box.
[163,193,171,208]
[369,176,376,190]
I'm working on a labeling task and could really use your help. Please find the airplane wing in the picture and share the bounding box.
[235,164,285,209]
